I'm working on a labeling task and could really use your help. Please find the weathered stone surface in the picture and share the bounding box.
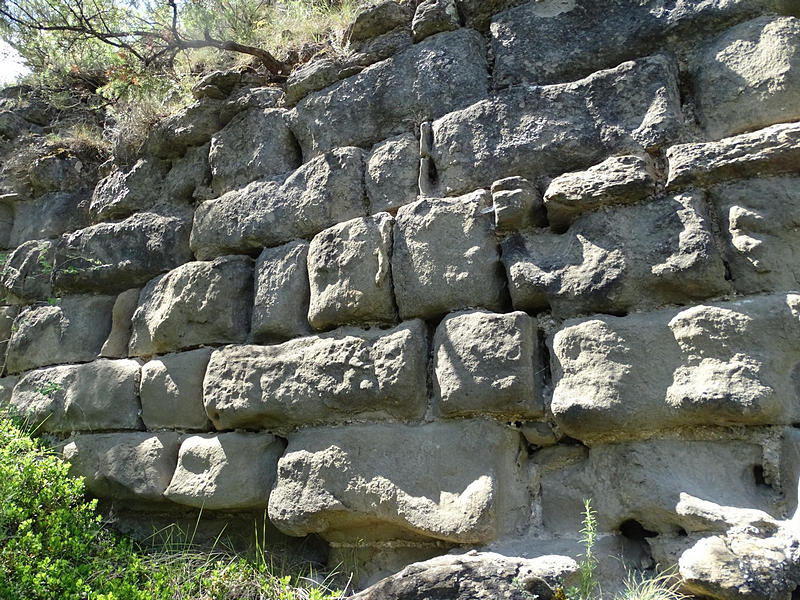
[503,191,727,317]
[53,210,193,295]
[100,288,140,358]
[140,348,212,430]
[412,0,460,42]
[284,58,343,107]
[251,241,311,343]
[712,176,800,294]
[393,191,504,320]
[0,305,18,368]
[268,420,529,543]
[434,310,541,418]
[455,0,516,31]
[693,16,800,140]
[0,375,19,410]
[365,133,419,214]
[550,294,800,441]
[308,213,396,330]
[203,320,428,430]
[491,176,546,233]
[9,359,142,432]
[666,121,800,190]
[429,55,681,196]
[538,440,779,535]
[1,239,54,303]
[347,28,413,69]
[0,199,13,247]
[63,432,180,501]
[164,433,285,509]
[208,108,300,196]
[162,142,210,202]
[89,158,169,222]
[27,152,86,195]
[191,147,366,260]
[288,29,488,157]
[6,295,115,374]
[144,99,227,159]
[344,1,411,45]
[543,155,656,230]
[351,552,576,600]
[129,256,253,356]
[10,192,91,247]
[490,0,793,87]
[191,69,242,100]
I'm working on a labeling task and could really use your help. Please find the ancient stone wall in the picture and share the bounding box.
[2,0,800,597]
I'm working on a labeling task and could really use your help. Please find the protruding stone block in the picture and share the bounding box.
[191,147,367,260]
[90,158,169,222]
[308,213,396,330]
[393,191,504,320]
[140,348,212,430]
[344,1,411,45]
[366,133,419,214]
[1,239,54,303]
[9,359,142,432]
[502,192,727,317]
[203,320,428,430]
[412,0,459,42]
[143,98,226,159]
[63,432,180,501]
[268,420,529,543]
[251,241,312,343]
[490,176,546,233]
[100,288,140,358]
[10,192,90,247]
[164,432,285,509]
[129,256,253,356]
[433,310,541,418]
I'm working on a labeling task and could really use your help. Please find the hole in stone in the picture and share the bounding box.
[676,527,688,537]
[753,465,767,487]
[619,519,657,570]
[619,519,658,540]
[723,260,733,281]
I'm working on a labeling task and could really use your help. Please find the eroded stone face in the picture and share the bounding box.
[365,133,419,214]
[268,420,530,543]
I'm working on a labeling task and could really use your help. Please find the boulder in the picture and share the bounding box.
[63,432,180,501]
[251,241,312,343]
[208,108,300,196]
[143,98,227,159]
[129,256,253,356]
[393,191,504,320]
[1,239,54,303]
[429,54,681,196]
[288,29,488,157]
[365,133,419,214]
[411,0,460,43]
[190,147,367,260]
[344,1,411,45]
[490,176,546,233]
[550,293,800,441]
[6,295,115,374]
[99,288,140,358]
[502,191,727,317]
[9,359,142,433]
[164,432,285,509]
[433,310,541,418]
[139,348,212,430]
[203,320,428,430]
[10,191,91,247]
[52,210,194,295]
[89,158,169,222]
[268,420,529,543]
[285,58,344,107]
[693,16,800,140]
[307,213,397,330]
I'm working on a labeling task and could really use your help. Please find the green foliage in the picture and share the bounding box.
[567,498,599,600]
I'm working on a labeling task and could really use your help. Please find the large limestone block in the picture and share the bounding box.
[503,192,727,318]
[162,142,210,203]
[89,158,169,222]
[307,213,397,330]
[693,16,800,140]
[393,191,504,320]
[10,192,91,247]
[6,295,115,374]
[550,294,800,441]
[52,211,193,295]
[712,176,800,294]
[190,147,367,260]
[203,320,428,430]
[268,420,530,543]
[365,133,419,214]
[433,310,541,418]
[251,241,311,343]
[164,433,285,509]
[99,288,140,358]
[9,359,142,433]
[288,29,488,157]
[429,55,681,196]
[209,108,301,196]
[129,256,253,356]
[490,0,792,87]
[0,239,54,303]
[411,0,459,43]
[143,98,226,159]
[666,121,800,190]
[140,348,212,430]
[63,432,180,501]
[344,1,411,45]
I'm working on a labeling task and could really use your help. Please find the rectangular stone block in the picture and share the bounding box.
[366,133,420,214]
[550,293,800,442]
[10,191,90,247]
[428,54,681,197]
[433,310,542,418]
[203,320,428,430]
[502,191,728,318]
[90,158,169,222]
[393,191,504,320]
[190,147,367,260]
[267,420,529,543]
[129,256,253,356]
[1,239,55,303]
[9,359,142,433]
[288,29,488,157]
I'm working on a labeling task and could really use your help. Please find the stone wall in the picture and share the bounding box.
[2,0,800,597]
